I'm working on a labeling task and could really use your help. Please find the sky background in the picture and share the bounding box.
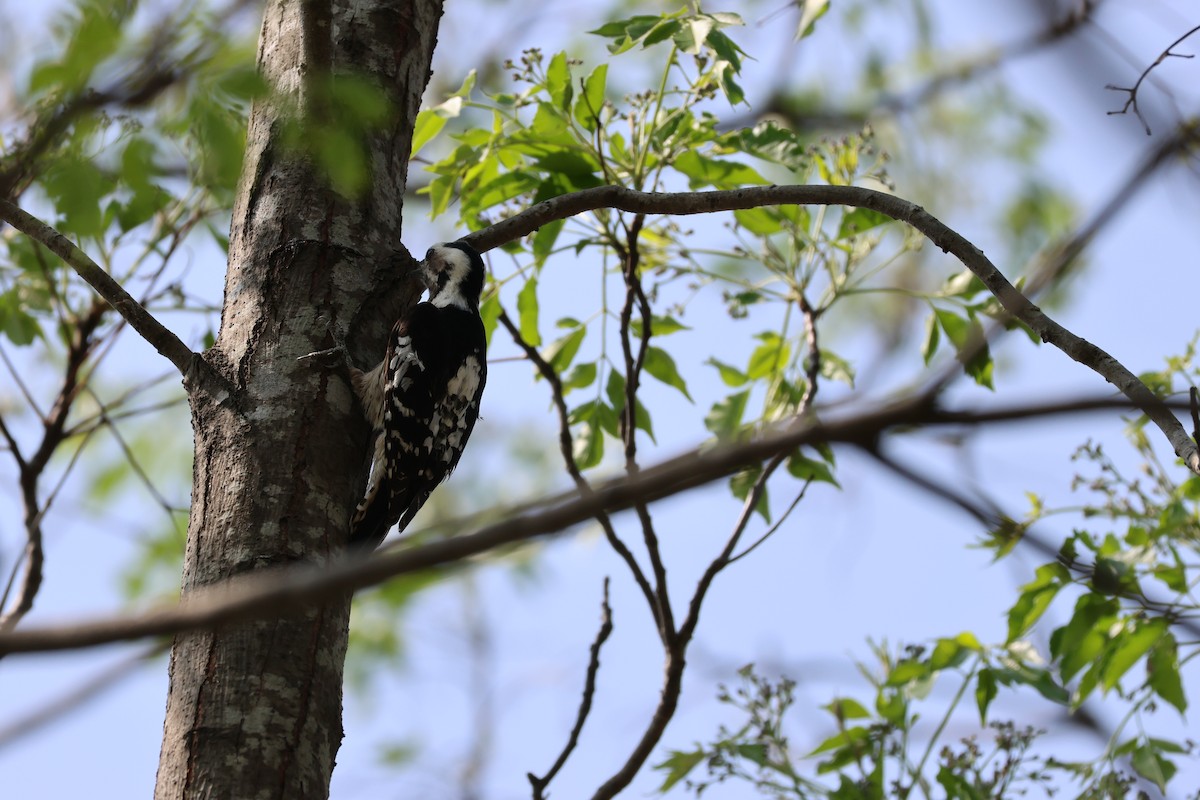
[1,1,1199,798]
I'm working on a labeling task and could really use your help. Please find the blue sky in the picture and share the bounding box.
[1,1,1198,798]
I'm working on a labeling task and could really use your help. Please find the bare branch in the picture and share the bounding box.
[867,445,1200,640]
[0,301,106,632]
[1107,23,1200,135]
[463,183,1200,473]
[613,216,676,641]
[0,391,1193,655]
[0,643,166,748]
[528,578,613,800]
[497,307,664,637]
[0,200,199,380]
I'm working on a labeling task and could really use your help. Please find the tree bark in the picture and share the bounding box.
[154,1,443,797]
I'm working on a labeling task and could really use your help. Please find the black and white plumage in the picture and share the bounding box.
[348,241,487,549]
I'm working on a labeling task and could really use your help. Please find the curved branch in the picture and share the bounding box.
[0,200,199,380]
[462,183,1199,473]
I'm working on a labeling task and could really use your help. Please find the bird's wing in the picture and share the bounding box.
[349,305,441,548]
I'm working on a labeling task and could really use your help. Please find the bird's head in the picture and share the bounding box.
[420,241,485,311]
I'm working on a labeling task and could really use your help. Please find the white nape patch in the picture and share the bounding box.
[427,246,475,310]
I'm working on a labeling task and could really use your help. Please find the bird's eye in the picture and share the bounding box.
[424,247,437,261]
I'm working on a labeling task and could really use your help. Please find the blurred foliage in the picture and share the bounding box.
[3,0,1195,796]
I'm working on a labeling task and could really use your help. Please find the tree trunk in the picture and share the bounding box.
[154,1,443,797]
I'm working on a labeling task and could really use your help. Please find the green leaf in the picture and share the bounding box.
[992,663,1069,705]
[706,357,748,387]
[730,467,769,522]
[733,207,782,236]
[937,766,988,800]
[921,312,940,366]
[572,419,603,469]
[940,269,985,298]
[0,292,45,346]
[786,451,839,487]
[643,346,692,400]
[934,307,969,347]
[573,64,608,131]
[42,157,106,238]
[1051,593,1117,681]
[631,314,690,338]
[822,697,871,721]
[1006,562,1068,642]
[561,362,597,395]
[796,0,830,39]
[673,15,714,55]
[746,332,790,381]
[807,726,870,757]
[673,151,767,189]
[546,51,573,110]
[468,171,541,216]
[411,108,448,158]
[1147,633,1186,714]
[516,275,541,346]
[875,689,906,725]
[819,350,855,387]
[543,326,586,374]
[704,390,749,440]
[886,660,930,687]
[975,668,997,724]
[1131,742,1176,793]
[735,743,768,766]
[655,748,705,792]
[605,370,655,441]
[532,219,564,266]
[930,638,970,671]
[1101,617,1167,691]
[836,207,891,240]
[478,293,500,345]
[934,308,993,389]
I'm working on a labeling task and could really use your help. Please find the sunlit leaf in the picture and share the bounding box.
[1147,633,1186,714]
[546,51,573,110]
[1006,562,1068,642]
[644,346,692,401]
[516,274,541,346]
[707,357,748,387]
[704,390,749,440]
[655,749,705,792]
[1101,617,1167,691]
[573,64,608,131]
[544,326,586,374]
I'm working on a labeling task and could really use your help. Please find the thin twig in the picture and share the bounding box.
[614,215,676,641]
[528,578,613,800]
[727,481,812,566]
[0,200,198,379]
[0,344,46,423]
[0,643,167,747]
[865,444,1200,639]
[496,307,664,636]
[1107,23,1200,135]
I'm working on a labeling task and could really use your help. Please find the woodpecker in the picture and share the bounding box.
[347,241,488,549]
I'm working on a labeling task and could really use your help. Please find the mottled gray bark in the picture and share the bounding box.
[154,1,444,797]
